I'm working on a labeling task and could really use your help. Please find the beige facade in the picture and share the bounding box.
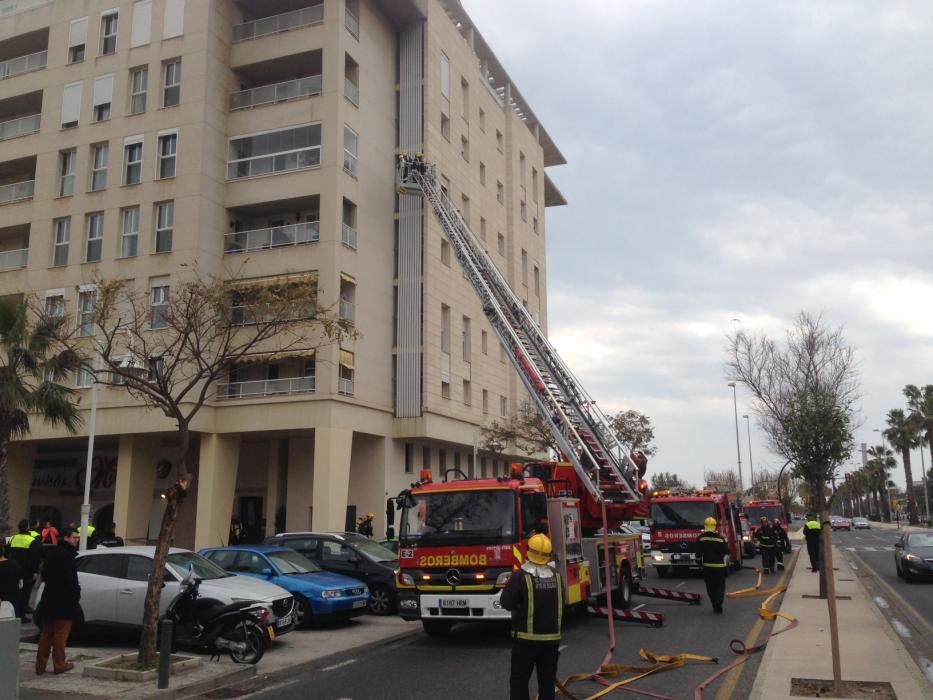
[0,0,565,547]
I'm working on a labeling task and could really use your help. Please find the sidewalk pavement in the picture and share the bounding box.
[750,531,930,699]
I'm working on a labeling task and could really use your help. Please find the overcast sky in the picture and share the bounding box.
[464,0,933,491]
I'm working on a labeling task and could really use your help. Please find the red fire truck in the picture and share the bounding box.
[395,461,648,637]
[648,490,744,577]
[743,499,791,553]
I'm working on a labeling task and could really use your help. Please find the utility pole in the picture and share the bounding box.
[728,382,743,496]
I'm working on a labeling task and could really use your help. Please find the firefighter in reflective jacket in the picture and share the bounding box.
[9,520,43,622]
[697,517,728,614]
[500,533,564,700]
[755,517,778,574]
[804,515,822,572]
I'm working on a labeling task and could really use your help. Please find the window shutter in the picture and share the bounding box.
[61,82,83,125]
[93,74,113,107]
[339,350,355,369]
[68,17,88,47]
[131,0,152,47]
[163,0,185,39]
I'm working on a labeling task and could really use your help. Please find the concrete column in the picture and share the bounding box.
[311,426,353,531]
[113,436,160,544]
[265,439,287,537]
[348,435,388,537]
[286,437,314,531]
[194,433,241,550]
[7,442,36,527]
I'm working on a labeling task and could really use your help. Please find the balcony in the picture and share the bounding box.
[341,223,357,249]
[230,75,322,111]
[216,376,315,399]
[344,7,359,38]
[339,299,355,323]
[344,78,359,106]
[0,113,39,141]
[0,49,46,80]
[0,223,28,271]
[232,3,323,43]
[225,220,319,254]
[338,377,354,395]
[0,179,33,205]
[0,247,26,270]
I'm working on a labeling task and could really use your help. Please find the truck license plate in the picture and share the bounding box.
[671,554,683,562]
[439,598,468,608]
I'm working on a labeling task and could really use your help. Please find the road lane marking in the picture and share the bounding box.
[845,547,856,551]
[873,596,889,609]
[322,659,358,672]
[236,680,301,699]
[675,581,685,588]
[849,560,858,570]
[849,551,933,639]
[632,603,645,611]
[863,546,877,551]
[890,618,912,638]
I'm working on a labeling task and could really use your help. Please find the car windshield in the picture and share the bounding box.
[907,533,933,547]
[352,539,398,563]
[166,552,231,580]
[650,501,718,530]
[268,550,321,574]
[745,506,784,523]
[401,489,517,545]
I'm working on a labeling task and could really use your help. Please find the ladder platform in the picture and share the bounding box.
[587,604,665,627]
[634,585,703,605]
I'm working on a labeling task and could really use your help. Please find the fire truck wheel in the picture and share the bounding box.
[656,566,669,578]
[422,619,454,637]
[617,565,633,609]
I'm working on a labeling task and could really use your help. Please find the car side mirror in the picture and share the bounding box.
[260,567,274,577]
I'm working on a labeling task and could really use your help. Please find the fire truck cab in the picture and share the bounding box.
[648,490,743,576]
[743,499,791,553]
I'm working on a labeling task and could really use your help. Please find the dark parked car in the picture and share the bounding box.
[263,532,399,615]
[894,531,933,582]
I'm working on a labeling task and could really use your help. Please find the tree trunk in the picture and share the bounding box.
[821,506,842,693]
[138,424,192,666]
[0,435,10,537]
[900,447,918,525]
[879,480,891,522]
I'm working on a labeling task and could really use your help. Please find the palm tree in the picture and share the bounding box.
[866,445,895,522]
[0,301,83,536]
[905,384,933,471]
[884,408,921,524]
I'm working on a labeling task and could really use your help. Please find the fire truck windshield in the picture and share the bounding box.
[650,501,717,530]
[400,490,517,545]
[745,506,784,523]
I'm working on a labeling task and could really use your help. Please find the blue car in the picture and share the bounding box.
[199,545,370,628]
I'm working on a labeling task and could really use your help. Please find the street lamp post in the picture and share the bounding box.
[79,353,101,552]
[920,447,930,523]
[727,382,744,496]
[742,414,754,492]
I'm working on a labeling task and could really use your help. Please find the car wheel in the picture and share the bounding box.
[293,595,312,629]
[368,585,394,616]
[903,565,915,583]
[422,619,453,637]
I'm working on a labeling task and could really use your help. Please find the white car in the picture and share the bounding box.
[41,546,295,639]
[852,517,871,529]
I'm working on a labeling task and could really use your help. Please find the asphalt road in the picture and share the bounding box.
[195,551,797,700]
[831,527,933,686]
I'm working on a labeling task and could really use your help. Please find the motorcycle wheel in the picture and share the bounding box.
[228,620,265,665]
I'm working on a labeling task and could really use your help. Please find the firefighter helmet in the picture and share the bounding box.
[704,517,717,531]
[366,512,374,519]
[527,533,553,565]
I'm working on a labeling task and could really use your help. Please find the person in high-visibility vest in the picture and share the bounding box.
[697,517,728,614]
[501,533,565,700]
[804,515,822,572]
[8,519,42,621]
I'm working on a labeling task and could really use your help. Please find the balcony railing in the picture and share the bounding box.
[233,4,324,42]
[216,376,315,399]
[344,8,359,38]
[230,75,322,111]
[339,299,355,322]
[343,150,357,176]
[0,179,34,205]
[338,377,354,395]
[227,145,321,180]
[0,247,27,270]
[0,113,39,141]
[344,78,359,106]
[0,50,47,80]
[224,221,319,254]
[230,304,316,326]
[341,223,357,249]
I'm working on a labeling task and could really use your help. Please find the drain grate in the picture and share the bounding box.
[790,677,897,699]
[802,594,852,600]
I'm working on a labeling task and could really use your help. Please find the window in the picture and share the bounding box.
[404,444,414,474]
[158,133,177,179]
[479,108,485,132]
[497,233,505,255]
[441,113,450,141]
[129,66,148,114]
[342,198,357,249]
[124,139,143,184]
[500,396,507,417]
[461,135,469,162]
[441,304,450,353]
[163,0,185,39]
[52,219,70,267]
[479,162,486,186]
[440,240,450,266]
[131,0,152,47]
[496,129,503,152]
[338,350,354,395]
[59,150,76,196]
[521,199,527,222]
[440,174,450,197]
[77,290,96,337]
[462,316,471,362]
[61,82,82,128]
[93,74,113,122]
[68,17,87,64]
[45,294,65,318]
[150,283,169,329]
[519,152,526,186]
[482,389,489,414]
[90,143,108,191]
[440,52,450,98]
[76,364,94,388]
[227,123,321,179]
[100,12,118,55]
[480,217,486,241]
[155,201,174,253]
[85,213,104,262]
[344,53,359,106]
[460,194,470,224]
[499,342,506,363]
[463,380,471,406]
[120,207,139,257]
[533,217,538,234]
[496,181,504,204]
[534,266,540,296]
[162,59,181,107]
[521,249,528,286]
[481,330,488,355]
[532,168,538,203]
[441,381,450,399]
[343,126,358,176]
[460,78,469,119]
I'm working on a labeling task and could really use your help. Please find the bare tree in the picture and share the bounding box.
[650,471,692,491]
[703,468,739,493]
[90,272,354,666]
[608,409,657,456]
[480,403,557,458]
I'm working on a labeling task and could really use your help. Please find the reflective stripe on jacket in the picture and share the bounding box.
[697,531,728,568]
[9,533,36,549]
[502,567,563,642]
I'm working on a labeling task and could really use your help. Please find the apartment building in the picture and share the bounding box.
[0,0,566,549]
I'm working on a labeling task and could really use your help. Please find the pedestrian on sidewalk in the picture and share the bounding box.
[755,517,777,574]
[772,518,790,571]
[8,519,43,622]
[501,533,564,700]
[697,517,728,613]
[40,520,59,546]
[0,542,23,610]
[804,514,821,572]
[35,526,81,675]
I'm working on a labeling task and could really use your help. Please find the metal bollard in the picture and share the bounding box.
[158,618,172,689]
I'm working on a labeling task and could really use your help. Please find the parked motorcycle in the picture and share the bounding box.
[164,570,268,664]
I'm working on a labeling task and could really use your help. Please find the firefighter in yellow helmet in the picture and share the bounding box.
[357,512,374,538]
[697,516,728,614]
[500,533,564,700]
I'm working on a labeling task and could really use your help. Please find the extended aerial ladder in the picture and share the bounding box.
[397,154,643,511]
